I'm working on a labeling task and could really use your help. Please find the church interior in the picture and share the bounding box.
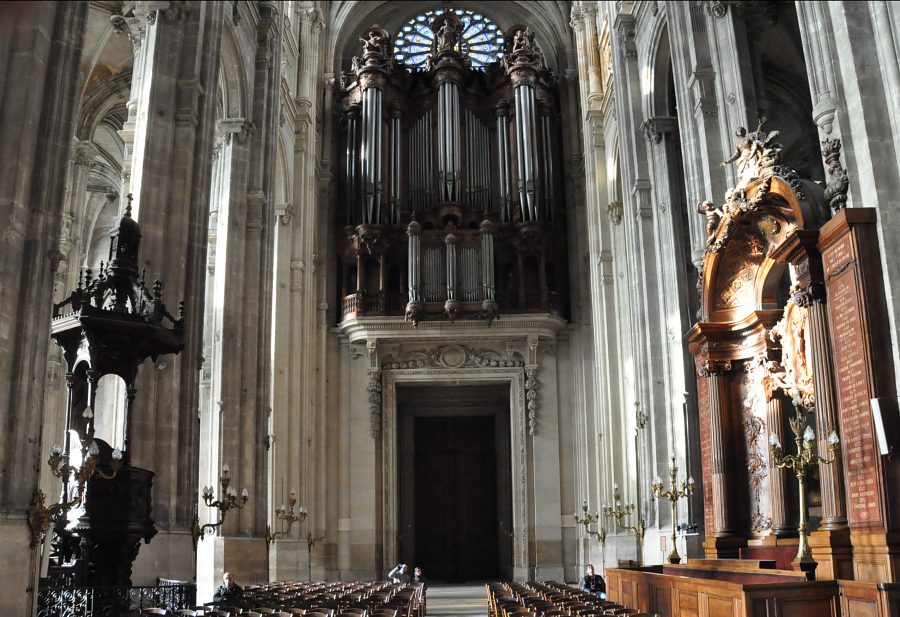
[2,0,900,615]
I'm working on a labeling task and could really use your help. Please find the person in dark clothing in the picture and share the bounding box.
[581,564,607,600]
[213,572,243,603]
[412,566,428,593]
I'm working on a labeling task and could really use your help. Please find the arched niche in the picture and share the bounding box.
[93,373,127,451]
[700,176,828,325]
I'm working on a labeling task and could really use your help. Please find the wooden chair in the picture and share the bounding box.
[140,610,171,616]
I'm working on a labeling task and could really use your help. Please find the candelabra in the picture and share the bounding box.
[574,501,607,545]
[266,490,308,546]
[28,407,123,547]
[651,457,695,564]
[574,501,608,573]
[769,406,839,580]
[191,464,249,550]
[603,483,646,540]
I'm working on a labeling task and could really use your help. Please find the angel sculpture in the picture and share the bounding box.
[436,19,458,51]
[721,125,754,170]
[749,117,782,167]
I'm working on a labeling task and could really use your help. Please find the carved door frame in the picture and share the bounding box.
[381,368,529,577]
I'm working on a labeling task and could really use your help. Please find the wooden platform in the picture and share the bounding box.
[606,562,900,617]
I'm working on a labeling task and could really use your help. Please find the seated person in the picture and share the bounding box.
[412,566,428,594]
[581,564,607,600]
[213,571,243,603]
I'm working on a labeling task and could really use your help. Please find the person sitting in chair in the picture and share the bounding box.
[581,564,607,600]
[213,571,243,603]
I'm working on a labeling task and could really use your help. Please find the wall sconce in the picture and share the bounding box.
[769,405,839,580]
[307,530,327,551]
[651,456,694,564]
[266,490,308,546]
[603,483,646,540]
[574,501,607,546]
[28,408,122,547]
[635,401,647,430]
[191,463,248,550]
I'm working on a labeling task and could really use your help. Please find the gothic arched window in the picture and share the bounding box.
[393,8,504,70]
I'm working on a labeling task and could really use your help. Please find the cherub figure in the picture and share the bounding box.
[696,200,724,237]
[512,27,535,53]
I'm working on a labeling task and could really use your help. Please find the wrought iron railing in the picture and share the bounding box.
[36,583,196,617]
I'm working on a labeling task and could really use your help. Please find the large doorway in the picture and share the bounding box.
[397,384,512,582]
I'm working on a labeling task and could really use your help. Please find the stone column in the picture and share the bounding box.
[0,3,87,614]
[795,1,846,181]
[117,1,225,588]
[570,4,603,107]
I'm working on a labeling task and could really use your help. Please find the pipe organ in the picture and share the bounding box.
[338,19,568,326]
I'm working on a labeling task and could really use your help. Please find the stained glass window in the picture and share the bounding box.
[393,8,504,70]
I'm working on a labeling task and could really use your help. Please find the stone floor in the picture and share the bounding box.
[425,584,489,616]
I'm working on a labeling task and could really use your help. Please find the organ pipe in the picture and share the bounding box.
[438,81,461,202]
[445,233,457,301]
[390,106,401,224]
[361,86,383,224]
[541,113,554,221]
[407,221,421,302]
[345,108,360,224]
[514,84,540,221]
[480,224,495,301]
[496,102,511,222]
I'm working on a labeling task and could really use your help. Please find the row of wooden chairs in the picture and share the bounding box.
[486,581,658,617]
[130,580,423,617]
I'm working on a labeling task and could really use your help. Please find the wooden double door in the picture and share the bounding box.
[397,384,513,582]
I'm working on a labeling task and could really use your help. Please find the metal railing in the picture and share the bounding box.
[37,583,196,617]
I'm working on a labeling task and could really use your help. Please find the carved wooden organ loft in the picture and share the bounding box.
[337,12,568,326]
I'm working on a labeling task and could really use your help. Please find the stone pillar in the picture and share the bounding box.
[269,4,326,584]
[570,4,603,108]
[0,3,87,614]
[795,1,846,182]
[117,1,225,588]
